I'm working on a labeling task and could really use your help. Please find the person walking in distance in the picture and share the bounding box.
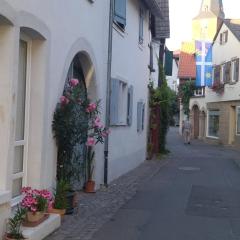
[183,117,192,144]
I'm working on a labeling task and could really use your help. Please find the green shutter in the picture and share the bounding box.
[114,0,126,27]
[165,50,173,76]
[137,102,143,132]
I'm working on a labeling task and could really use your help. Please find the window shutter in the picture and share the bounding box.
[110,78,119,125]
[225,31,228,43]
[114,0,126,27]
[236,58,239,82]
[214,65,220,84]
[220,33,223,44]
[137,102,143,132]
[225,61,231,83]
[139,8,144,44]
[127,86,133,126]
[141,103,145,131]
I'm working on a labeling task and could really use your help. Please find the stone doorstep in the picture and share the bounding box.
[22,214,61,240]
[0,191,11,205]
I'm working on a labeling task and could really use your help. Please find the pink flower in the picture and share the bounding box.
[101,129,110,138]
[70,78,79,87]
[94,117,103,128]
[60,96,70,105]
[86,103,97,113]
[86,137,95,146]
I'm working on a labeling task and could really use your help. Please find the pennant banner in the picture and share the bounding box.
[195,41,213,87]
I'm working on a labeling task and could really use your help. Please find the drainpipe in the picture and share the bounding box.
[104,0,114,187]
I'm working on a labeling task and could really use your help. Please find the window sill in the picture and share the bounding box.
[206,135,219,140]
[0,190,11,205]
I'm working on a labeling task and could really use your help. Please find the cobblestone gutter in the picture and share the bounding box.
[45,158,168,240]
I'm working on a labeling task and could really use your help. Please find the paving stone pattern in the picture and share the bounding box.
[45,158,168,240]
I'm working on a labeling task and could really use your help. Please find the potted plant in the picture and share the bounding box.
[21,187,52,223]
[48,180,69,218]
[85,146,95,193]
[84,102,110,193]
[5,206,26,240]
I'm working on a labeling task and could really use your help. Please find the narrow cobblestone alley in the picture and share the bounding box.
[47,128,240,240]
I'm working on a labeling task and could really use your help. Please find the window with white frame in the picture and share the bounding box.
[231,58,239,83]
[208,110,220,138]
[220,31,228,45]
[237,107,240,135]
[114,0,126,30]
[110,78,133,126]
[12,37,30,201]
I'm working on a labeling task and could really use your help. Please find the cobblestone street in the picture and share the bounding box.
[45,150,168,240]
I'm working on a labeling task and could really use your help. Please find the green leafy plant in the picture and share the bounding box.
[6,206,26,239]
[179,80,195,116]
[148,62,172,154]
[53,180,69,210]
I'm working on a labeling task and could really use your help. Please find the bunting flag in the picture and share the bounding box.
[195,41,213,87]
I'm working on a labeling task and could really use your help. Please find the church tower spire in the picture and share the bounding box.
[198,0,225,19]
[192,0,225,41]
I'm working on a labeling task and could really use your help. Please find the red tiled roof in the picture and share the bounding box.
[178,42,196,79]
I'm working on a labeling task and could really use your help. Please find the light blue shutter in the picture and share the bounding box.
[114,0,126,27]
[137,102,143,132]
[127,86,133,126]
[139,8,144,43]
[141,103,145,131]
[110,78,119,125]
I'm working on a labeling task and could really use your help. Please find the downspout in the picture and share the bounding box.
[104,0,114,187]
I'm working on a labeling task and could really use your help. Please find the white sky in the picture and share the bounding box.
[166,0,240,50]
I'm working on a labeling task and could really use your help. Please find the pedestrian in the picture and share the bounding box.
[182,117,192,144]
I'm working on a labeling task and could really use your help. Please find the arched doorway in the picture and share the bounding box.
[193,105,200,139]
[61,53,89,190]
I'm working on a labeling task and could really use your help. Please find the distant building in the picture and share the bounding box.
[190,19,240,146]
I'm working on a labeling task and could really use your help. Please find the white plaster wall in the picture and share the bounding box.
[151,41,160,88]
[1,0,109,192]
[109,0,150,181]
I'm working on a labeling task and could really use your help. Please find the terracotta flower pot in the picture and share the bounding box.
[26,211,44,223]
[4,234,24,240]
[85,180,96,193]
[48,208,66,220]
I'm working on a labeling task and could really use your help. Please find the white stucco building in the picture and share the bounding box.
[0,0,168,239]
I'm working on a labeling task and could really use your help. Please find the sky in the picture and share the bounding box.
[166,0,240,51]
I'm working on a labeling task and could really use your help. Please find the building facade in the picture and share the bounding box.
[190,19,240,146]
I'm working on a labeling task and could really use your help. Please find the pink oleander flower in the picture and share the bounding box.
[86,137,95,146]
[86,103,97,113]
[60,96,70,105]
[94,117,103,128]
[70,78,79,87]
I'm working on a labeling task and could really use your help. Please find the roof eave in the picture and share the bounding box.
[141,0,163,18]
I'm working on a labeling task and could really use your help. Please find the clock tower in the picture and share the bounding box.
[192,0,225,41]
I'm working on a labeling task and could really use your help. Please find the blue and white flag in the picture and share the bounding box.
[195,41,213,87]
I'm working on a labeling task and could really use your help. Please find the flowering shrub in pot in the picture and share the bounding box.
[21,187,52,223]
[84,102,110,193]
